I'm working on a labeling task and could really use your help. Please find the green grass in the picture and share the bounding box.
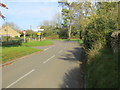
[51,39,84,44]
[2,46,41,63]
[1,40,54,64]
[49,39,67,41]
[66,39,83,44]
[22,40,53,46]
[70,39,83,44]
[86,47,118,88]
[78,40,84,44]
[51,39,79,41]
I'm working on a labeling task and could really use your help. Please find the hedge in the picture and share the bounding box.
[2,40,22,46]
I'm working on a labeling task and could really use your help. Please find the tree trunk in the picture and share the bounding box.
[68,24,72,39]
[79,30,82,39]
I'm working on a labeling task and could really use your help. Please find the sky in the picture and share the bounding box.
[0,0,117,31]
[0,0,62,31]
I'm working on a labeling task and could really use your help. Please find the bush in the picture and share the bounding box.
[2,40,22,46]
[86,46,118,88]
[110,31,120,53]
[2,36,11,41]
[43,35,59,39]
[14,36,19,39]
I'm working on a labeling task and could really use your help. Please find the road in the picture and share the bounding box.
[2,40,83,88]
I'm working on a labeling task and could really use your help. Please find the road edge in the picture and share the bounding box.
[0,50,42,68]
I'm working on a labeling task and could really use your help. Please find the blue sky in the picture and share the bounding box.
[0,0,62,30]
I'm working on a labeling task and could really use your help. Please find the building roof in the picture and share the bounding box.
[0,26,21,37]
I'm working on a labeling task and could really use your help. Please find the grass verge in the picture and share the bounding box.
[67,39,83,44]
[1,40,54,64]
[86,47,118,88]
[2,46,41,64]
[22,40,53,46]
[52,39,84,44]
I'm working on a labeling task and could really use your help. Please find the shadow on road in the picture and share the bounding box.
[59,47,83,62]
[59,66,84,88]
[59,45,85,88]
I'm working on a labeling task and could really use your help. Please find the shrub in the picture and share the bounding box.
[2,36,11,41]
[14,36,19,39]
[2,40,22,46]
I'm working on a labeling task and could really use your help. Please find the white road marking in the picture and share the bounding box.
[43,55,55,64]
[44,47,49,51]
[58,50,63,54]
[6,69,35,88]
[44,45,55,51]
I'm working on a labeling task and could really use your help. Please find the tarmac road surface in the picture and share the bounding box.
[2,40,83,88]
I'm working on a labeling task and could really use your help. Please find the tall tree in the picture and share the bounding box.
[58,0,75,39]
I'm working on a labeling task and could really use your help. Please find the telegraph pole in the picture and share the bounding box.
[30,25,32,30]
[30,24,32,41]
[23,30,26,42]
